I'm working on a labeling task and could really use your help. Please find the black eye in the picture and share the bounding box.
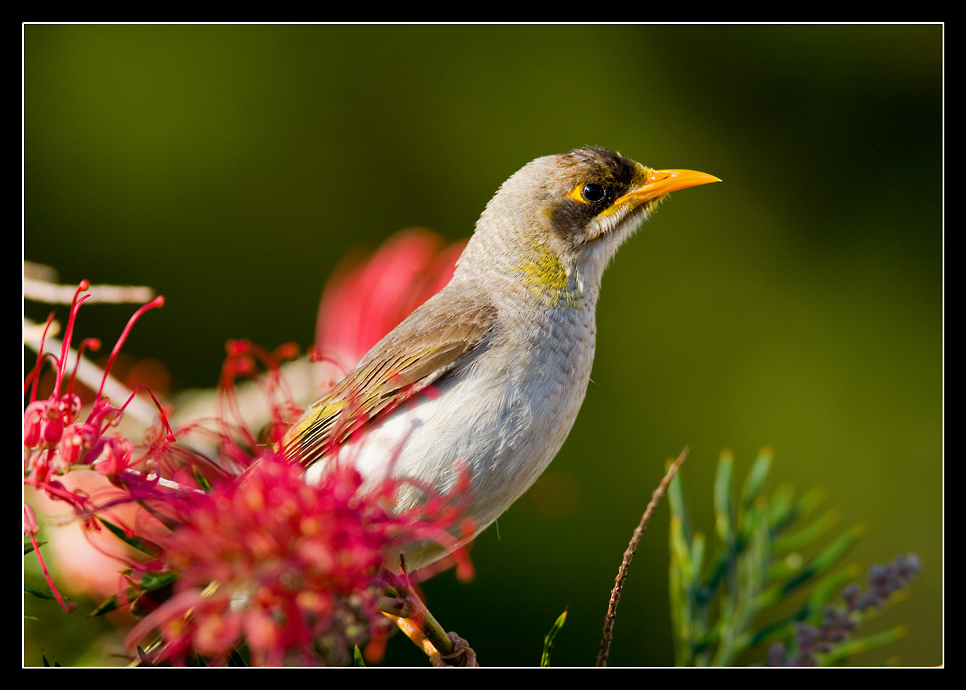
[581,183,607,203]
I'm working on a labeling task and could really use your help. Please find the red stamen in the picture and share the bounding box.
[96,296,164,400]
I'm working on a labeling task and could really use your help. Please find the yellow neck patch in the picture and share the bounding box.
[516,237,584,309]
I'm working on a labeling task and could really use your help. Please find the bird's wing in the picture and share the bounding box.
[283,299,498,469]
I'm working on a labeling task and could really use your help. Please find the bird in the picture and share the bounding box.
[283,146,719,572]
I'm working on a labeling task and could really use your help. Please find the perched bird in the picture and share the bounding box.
[284,146,718,572]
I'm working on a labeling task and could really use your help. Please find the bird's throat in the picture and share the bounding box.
[515,236,585,309]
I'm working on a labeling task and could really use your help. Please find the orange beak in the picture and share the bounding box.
[615,169,721,206]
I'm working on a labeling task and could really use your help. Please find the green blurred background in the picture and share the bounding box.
[23,24,942,666]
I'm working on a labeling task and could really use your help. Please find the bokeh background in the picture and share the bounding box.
[23,24,942,667]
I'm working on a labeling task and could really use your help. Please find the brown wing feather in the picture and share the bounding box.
[283,298,497,469]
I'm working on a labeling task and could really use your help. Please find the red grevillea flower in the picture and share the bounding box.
[25,253,475,666]
[24,282,171,612]
[126,336,474,666]
[128,451,471,666]
[24,282,171,486]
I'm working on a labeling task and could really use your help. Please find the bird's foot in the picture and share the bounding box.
[430,631,478,667]
[377,566,478,666]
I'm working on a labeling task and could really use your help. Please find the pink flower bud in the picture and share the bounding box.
[23,401,47,448]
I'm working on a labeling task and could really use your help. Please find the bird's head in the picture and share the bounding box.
[456,146,719,305]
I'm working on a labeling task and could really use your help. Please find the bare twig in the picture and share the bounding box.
[24,262,156,305]
[595,446,690,667]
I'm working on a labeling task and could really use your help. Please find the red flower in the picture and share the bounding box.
[128,452,470,666]
[26,231,474,665]
[24,283,170,488]
[24,283,170,613]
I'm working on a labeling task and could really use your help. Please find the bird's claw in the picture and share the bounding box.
[430,632,478,667]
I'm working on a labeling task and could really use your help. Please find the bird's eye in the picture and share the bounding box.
[581,183,607,203]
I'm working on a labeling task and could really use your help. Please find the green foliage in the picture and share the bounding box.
[24,585,60,601]
[541,609,568,667]
[97,517,161,557]
[24,539,45,555]
[89,569,178,617]
[668,449,919,667]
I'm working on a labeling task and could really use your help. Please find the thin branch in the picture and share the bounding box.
[24,267,156,305]
[596,446,690,667]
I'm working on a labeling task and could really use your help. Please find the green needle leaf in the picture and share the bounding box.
[541,608,568,667]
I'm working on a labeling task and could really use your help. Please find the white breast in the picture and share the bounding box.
[306,301,597,570]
